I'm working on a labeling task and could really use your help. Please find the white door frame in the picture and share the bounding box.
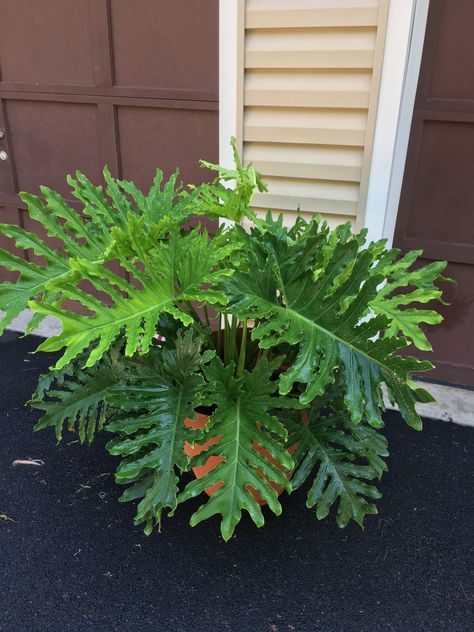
[363,0,430,245]
[219,0,244,171]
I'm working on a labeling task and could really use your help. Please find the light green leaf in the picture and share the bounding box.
[31,229,234,370]
[0,244,65,334]
[370,251,448,350]
[1,166,210,335]
[197,137,268,222]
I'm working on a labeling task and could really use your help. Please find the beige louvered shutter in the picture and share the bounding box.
[239,0,389,229]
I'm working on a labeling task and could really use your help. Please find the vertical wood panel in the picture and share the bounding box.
[89,0,120,177]
[0,99,18,195]
[393,0,474,386]
[89,0,115,88]
[97,104,120,176]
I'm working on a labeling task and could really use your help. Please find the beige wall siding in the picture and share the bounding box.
[240,0,389,229]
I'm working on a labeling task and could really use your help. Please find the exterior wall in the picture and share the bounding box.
[1,0,219,331]
[223,0,389,229]
[0,0,219,287]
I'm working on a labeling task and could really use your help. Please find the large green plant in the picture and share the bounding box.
[0,140,447,540]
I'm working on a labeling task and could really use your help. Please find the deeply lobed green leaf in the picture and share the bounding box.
[32,228,236,370]
[224,216,446,430]
[105,331,211,534]
[179,356,298,541]
[369,248,448,351]
[0,141,449,539]
[30,344,123,443]
[286,407,389,528]
[0,166,204,335]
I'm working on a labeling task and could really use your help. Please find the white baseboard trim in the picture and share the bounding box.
[384,382,474,428]
[3,309,473,428]
[2,307,61,338]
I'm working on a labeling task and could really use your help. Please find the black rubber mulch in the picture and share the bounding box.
[0,333,473,632]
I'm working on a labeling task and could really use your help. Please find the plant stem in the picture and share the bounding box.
[223,313,229,365]
[184,301,213,347]
[184,300,202,325]
[236,320,248,377]
[203,305,211,329]
[230,315,238,364]
[217,313,222,358]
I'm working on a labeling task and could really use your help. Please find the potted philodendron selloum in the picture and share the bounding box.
[0,140,448,540]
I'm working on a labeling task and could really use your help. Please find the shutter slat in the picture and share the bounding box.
[250,160,362,182]
[245,50,375,70]
[244,125,366,147]
[246,8,379,29]
[252,192,358,215]
[245,89,370,109]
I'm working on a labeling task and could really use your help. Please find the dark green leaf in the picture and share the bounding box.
[30,345,122,442]
[105,331,209,534]
[179,356,297,541]
[224,216,444,429]
[287,411,388,528]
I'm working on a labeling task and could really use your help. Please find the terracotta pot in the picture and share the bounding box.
[183,412,294,505]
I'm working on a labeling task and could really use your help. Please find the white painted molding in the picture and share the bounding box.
[364,0,429,245]
[218,0,244,229]
[382,0,430,245]
[219,0,243,169]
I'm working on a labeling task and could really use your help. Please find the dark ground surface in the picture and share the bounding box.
[0,333,473,632]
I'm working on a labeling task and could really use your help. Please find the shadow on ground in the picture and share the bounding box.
[1,334,473,632]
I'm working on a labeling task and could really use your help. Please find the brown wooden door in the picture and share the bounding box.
[0,0,218,284]
[394,0,474,387]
